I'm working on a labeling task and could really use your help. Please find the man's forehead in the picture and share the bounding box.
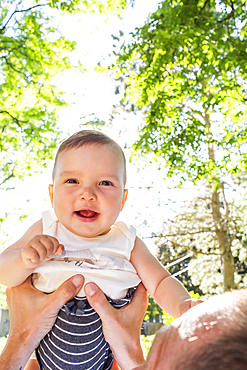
[143,323,180,369]
[145,303,219,366]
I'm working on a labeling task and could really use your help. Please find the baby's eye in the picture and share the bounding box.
[99,180,113,186]
[66,179,78,184]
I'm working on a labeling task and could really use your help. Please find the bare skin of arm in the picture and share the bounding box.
[131,237,202,318]
[0,220,64,287]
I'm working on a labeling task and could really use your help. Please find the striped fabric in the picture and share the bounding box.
[36,290,134,370]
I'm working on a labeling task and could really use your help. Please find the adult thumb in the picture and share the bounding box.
[51,275,84,312]
[85,282,115,322]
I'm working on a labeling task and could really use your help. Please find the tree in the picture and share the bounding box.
[112,0,247,291]
[0,0,131,187]
[156,180,247,294]
[1,1,71,185]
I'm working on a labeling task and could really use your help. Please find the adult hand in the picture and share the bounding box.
[85,283,148,370]
[1,275,84,370]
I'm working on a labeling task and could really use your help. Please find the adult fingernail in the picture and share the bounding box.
[85,283,97,297]
[72,275,83,288]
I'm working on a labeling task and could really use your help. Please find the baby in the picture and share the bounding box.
[0,130,202,370]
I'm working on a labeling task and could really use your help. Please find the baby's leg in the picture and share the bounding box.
[111,358,121,370]
[24,359,40,370]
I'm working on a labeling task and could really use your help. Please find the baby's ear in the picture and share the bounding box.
[48,184,54,206]
[121,189,128,210]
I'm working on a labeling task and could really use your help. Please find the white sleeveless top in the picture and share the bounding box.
[33,209,141,299]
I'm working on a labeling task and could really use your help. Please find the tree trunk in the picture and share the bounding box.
[205,111,235,291]
[211,188,235,291]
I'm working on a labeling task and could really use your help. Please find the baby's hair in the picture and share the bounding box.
[53,130,127,184]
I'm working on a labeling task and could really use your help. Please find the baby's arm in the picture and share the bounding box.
[0,220,64,287]
[131,237,201,318]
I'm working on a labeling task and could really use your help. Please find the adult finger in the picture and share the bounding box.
[50,274,84,312]
[85,282,116,323]
[130,283,148,314]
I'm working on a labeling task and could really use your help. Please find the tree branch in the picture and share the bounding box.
[0,4,48,34]
[0,110,27,127]
[2,56,30,83]
[155,227,215,239]
[0,172,15,186]
[221,181,229,224]
[200,0,210,13]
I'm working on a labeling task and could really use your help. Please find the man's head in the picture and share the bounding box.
[142,289,247,370]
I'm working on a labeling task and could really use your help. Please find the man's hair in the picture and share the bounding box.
[53,130,126,184]
[182,334,247,370]
[175,289,247,370]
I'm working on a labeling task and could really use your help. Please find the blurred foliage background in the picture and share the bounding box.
[1,0,247,354]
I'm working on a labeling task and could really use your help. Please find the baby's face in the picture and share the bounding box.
[49,144,128,238]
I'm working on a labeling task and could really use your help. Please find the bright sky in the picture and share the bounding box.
[0,0,199,254]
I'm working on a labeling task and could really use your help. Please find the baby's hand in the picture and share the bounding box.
[21,235,64,269]
[179,298,204,316]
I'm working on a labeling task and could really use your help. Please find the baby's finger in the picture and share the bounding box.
[179,301,190,316]
[42,235,60,258]
[22,245,44,264]
[56,244,65,255]
[37,236,58,259]
[191,299,204,308]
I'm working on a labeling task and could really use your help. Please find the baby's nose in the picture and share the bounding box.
[79,187,96,201]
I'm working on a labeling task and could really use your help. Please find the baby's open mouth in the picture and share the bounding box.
[76,210,98,218]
